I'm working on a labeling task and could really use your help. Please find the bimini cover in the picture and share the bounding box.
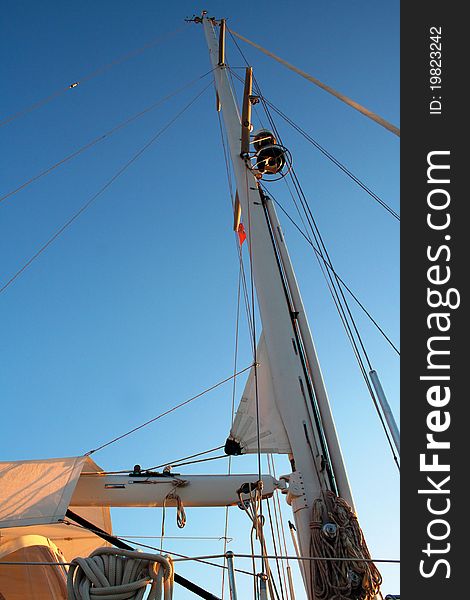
[0,456,111,561]
[229,333,291,454]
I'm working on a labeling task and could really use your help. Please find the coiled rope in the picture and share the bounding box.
[238,482,283,600]
[310,492,382,600]
[162,481,188,536]
[67,547,174,600]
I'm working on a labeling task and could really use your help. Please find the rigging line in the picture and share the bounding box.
[261,183,400,355]
[287,170,385,402]
[227,58,242,117]
[230,268,242,429]
[255,67,378,390]
[0,560,253,578]
[242,167,264,582]
[228,29,400,137]
[56,535,233,541]
[81,444,225,475]
[290,168,375,371]
[266,497,287,600]
[260,81,385,379]
[217,133,250,346]
[77,27,185,86]
[228,40,399,474]
[268,456,292,574]
[271,137,398,465]
[217,100,257,599]
[62,521,254,577]
[0,69,216,206]
[245,169,262,486]
[217,95,255,436]
[215,104,254,341]
[0,562,72,567]
[256,151,337,492]
[280,175,397,365]
[236,237,255,343]
[216,103,255,345]
[188,554,400,565]
[228,67,399,221]
[261,98,399,221]
[216,97,256,390]
[236,54,399,467]
[287,177,400,469]
[0,82,211,296]
[233,211,256,341]
[232,207,256,341]
[143,445,225,473]
[221,48,258,352]
[85,363,254,455]
[223,36,283,152]
[239,66,399,229]
[241,68,340,488]
[261,186,336,494]
[0,554,400,565]
[253,75,400,467]
[280,162,375,383]
[160,454,228,468]
[231,196,256,344]
[64,510,218,600]
[222,263,242,600]
[223,65,267,126]
[0,25,185,128]
[266,457,289,598]
[269,183,400,355]
[217,110,234,199]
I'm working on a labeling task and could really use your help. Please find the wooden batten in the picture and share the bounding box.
[241,67,253,156]
[218,19,226,65]
[233,192,241,231]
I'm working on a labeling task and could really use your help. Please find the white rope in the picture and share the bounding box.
[67,547,174,600]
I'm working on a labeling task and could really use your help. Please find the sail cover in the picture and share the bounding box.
[0,456,111,561]
[229,333,291,454]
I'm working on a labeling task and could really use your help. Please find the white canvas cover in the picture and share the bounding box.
[0,538,68,599]
[229,333,291,454]
[0,456,111,561]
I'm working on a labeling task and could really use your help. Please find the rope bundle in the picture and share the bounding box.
[238,481,279,600]
[310,491,382,600]
[67,547,174,600]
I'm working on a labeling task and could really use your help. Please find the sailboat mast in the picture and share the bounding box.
[201,15,356,599]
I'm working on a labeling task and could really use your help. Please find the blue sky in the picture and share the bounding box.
[1,1,399,597]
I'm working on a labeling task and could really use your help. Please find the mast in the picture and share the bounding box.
[201,15,357,599]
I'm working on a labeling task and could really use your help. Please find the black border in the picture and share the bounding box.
[401,5,464,597]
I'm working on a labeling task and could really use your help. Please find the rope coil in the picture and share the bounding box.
[67,548,174,600]
[309,492,382,600]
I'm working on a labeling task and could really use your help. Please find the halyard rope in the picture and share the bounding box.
[85,364,254,455]
[309,492,382,600]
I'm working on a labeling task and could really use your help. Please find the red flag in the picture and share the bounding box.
[237,222,247,245]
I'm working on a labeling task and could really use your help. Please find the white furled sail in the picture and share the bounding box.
[0,456,111,560]
[228,333,291,454]
[0,456,111,599]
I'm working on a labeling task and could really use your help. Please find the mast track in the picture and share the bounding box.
[259,188,338,495]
